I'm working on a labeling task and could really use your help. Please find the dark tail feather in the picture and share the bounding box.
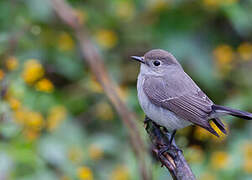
[212,104,252,120]
[212,117,227,134]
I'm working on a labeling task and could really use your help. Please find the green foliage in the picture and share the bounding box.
[0,0,252,179]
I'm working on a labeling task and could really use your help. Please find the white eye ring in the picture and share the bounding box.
[153,60,161,66]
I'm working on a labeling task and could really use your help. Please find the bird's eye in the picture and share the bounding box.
[153,60,161,66]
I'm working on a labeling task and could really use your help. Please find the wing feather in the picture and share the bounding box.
[143,75,219,136]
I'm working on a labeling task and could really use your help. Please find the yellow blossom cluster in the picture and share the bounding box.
[0,69,5,81]
[194,127,211,141]
[116,85,129,101]
[6,92,67,140]
[210,151,230,169]
[111,165,130,180]
[199,172,217,180]
[147,0,170,12]
[35,78,54,93]
[5,56,19,71]
[238,42,252,61]
[243,142,252,173]
[75,9,88,25]
[203,0,238,9]
[95,29,118,49]
[213,42,252,76]
[88,144,104,161]
[68,147,83,164]
[47,106,67,131]
[213,44,234,75]
[186,145,204,163]
[8,97,21,110]
[22,59,54,93]
[115,1,135,21]
[60,176,71,180]
[58,32,75,51]
[77,166,93,180]
[22,59,44,84]
[14,107,44,141]
[87,76,103,93]
[96,101,114,121]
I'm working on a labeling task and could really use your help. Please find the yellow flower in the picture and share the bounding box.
[96,101,114,121]
[14,109,27,124]
[111,165,130,180]
[238,42,252,61]
[213,44,234,65]
[26,111,44,130]
[8,97,21,110]
[243,142,252,159]
[58,32,75,51]
[194,126,211,141]
[202,0,220,9]
[35,78,54,93]
[75,10,88,25]
[213,44,234,75]
[116,1,135,21]
[0,69,5,80]
[77,166,93,180]
[222,0,238,5]
[88,144,104,161]
[243,142,252,173]
[203,0,238,9]
[186,145,204,163]
[47,106,67,131]
[22,59,44,84]
[60,176,72,180]
[68,147,83,164]
[199,172,217,180]
[88,77,103,93]
[211,151,230,169]
[148,0,170,12]
[95,29,118,49]
[243,159,252,173]
[23,129,40,141]
[116,86,129,101]
[5,56,18,71]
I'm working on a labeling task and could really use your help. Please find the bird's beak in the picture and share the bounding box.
[131,56,145,64]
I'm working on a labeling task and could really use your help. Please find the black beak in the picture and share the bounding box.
[131,56,145,64]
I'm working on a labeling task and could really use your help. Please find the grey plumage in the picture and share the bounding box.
[133,49,252,137]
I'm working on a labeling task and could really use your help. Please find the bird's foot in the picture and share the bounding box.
[158,145,172,158]
[159,129,182,155]
[168,130,177,145]
[144,116,152,124]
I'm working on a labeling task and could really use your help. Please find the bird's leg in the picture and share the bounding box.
[169,130,177,145]
[162,128,177,145]
[157,129,182,158]
[144,116,152,124]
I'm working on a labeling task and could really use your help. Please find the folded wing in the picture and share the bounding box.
[143,74,221,136]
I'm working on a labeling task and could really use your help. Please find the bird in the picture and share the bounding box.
[131,49,252,140]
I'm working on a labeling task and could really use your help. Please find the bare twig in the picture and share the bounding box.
[145,117,196,180]
[51,0,151,179]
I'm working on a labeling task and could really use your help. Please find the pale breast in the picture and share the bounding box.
[137,73,191,131]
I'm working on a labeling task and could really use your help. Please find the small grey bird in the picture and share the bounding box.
[131,49,252,137]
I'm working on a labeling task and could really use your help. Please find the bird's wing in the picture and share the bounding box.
[143,74,219,136]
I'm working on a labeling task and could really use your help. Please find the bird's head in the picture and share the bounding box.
[131,49,181,75]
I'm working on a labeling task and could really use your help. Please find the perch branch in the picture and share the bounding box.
[51,0,151,179]
[145,116,196,180]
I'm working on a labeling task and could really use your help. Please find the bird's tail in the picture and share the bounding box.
[212,104,252,120]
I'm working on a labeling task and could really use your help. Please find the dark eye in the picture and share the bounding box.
[153,60,161,66]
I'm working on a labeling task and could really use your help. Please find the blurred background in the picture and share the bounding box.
[0,0,252,179]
